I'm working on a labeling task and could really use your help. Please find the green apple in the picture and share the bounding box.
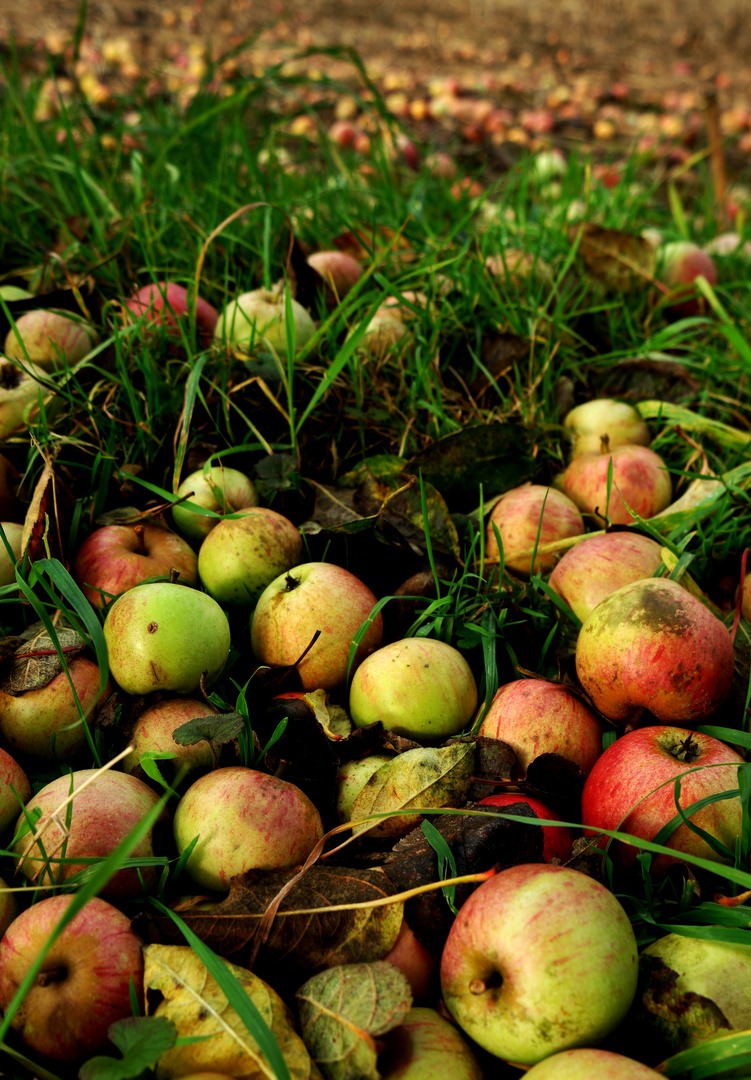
[524,1049,663,1078]
[5,309,98,370]
[564,398,651,459]
[349,638,477,742]
[0,873,17,937]
[379,1007,484,1079]
[172,465,259,544]
[0,747,31,836]
[198,506,303,606]
[103,582,231,695]
[336,754,393,823]
[0,356,53,439]
[214,283,316,355]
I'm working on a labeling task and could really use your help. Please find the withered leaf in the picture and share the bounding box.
[172,712,245,746]
[351,742,475,839]
[147,867,403,989]
[21,458,60,564]
[587,355,700,404]
[254,698,341,816]
[470,331,530,398]
[296,962,413,1080]
[468,735,518,801]
[2,627,86,695]
[382,803,543,951]
[144,943,318,1080]
[570,223,656,293]
[525,751,589,802]
[288,689,352,742]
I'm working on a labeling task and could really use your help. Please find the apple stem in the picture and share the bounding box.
[599,434,611,454]
[133,524,146,555]
[469,978,487,995]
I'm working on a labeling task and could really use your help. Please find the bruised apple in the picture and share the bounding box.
[549,532,663,623]
[485,485,584,576]
[562,445,672,525]
[576,578,734,725]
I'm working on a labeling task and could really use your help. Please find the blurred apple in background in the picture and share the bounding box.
[563,398,651,459]
[485,484,584,577]
[0,747,31,836]
[657,241,718,318]
[440,863,639,1065]
[173,765,324,892]
[576,578,734,725]
[549,532,663,622]
[478,793,574,862]
[0,894,144,1062]
[4,309,98,370]
[581,725,744,876]
[0,356,54,439]
[198,506,303,606]
[562,445,672,525]
[349,637,477,741]
[479,679,603,779]
[125,280,219,343]
[523,1049,664,1078]
[214,283,316,355]
[251,562,383,690]
[172,465,259,543]
[307,250,362,302]
[73,521,198,608]
[122,697,218,784]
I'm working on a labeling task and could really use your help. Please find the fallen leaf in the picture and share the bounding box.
[2,626,86,694]
[78,1016,177,1080]
[570,223,656,292]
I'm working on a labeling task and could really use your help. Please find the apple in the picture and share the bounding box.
[173,765,324,892]
[214,283,316,355]
[125,281,219,342]
[73,521,198,608]
[0,356,54,439]
[440,863,639,1064]
[549,532,664,623]
[532,147,567,184]
[485,249,554,290]
[478,793,574,862]
[307,250,363,300]
[479,679,603,778]
[336,754,393,822]
[657,241,718,318]
[485,485,584,577]
[576,577,734,725]
[352,309,412,359]
[378,1007,484,1079]
[103,581,231,695]
[523,1049,663,1078]
[349,638,478,742]
[563,398,651,459]
[171,465,259,543]
[13,768,168,898]
[4,309,97,370]
[123,697,218,783]
[0,894,144,1061]
[0,655,111,762]
[0,520,24,585]
[580,725,744,875]
[0,747,31,836]
[382,918,440,1002]
[0,874,17,938]
[198,506,303,606]
[251,562,383,691]
[562,445,672,525]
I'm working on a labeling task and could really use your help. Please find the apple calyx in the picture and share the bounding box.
[284,573,301,592]
[36,966,66,987]
[667,733,701,763]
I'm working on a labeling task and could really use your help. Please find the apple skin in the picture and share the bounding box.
[198,506,303,606]
[103,582,231,696]
[125,281,219,342]
[562,445,672,526]
[0,521,24,585]
[307,250,362,300]
[485,485,584,576]
[382,917,440,1002]
[0,747,31,836]
[349,637,478,742]
[575,578,734,725]
[0,655,111,762]
[0,873,17,938]
[0,356,54,439]
[478,793,574,862]
[580,725,744,876]
[73,522,198,608]
[564,398,651,459]
[440,863,639,1065]
[122,697,218,783]
[214,285,316,355]
[549,532,663,623]
[4,309,98,370]
[0,894,144,1062]
[172,466,259,544]
[251,562,383,691]
[658,241,718,318]
[173,766,324,892]
[13,768,168,898]
[378,1007,484,1079]
[336,753,393,823]
[523,1049,663,1078]
[479,679,602,778]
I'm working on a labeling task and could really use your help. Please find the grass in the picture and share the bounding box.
[2,26,751,1080]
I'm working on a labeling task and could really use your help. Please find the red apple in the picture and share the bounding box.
[478,793,574,862]
[562,445,672,525]
[657,241,718,318]
[0,747,31,836]
[581,725,744,875]
[440,864,639,1064]
[122,697,218,783]
[382,916,440,1002]
[378,1007,484,1079]
[307,250,363,300]
[485,484,584,576]
[251,562,383,690]
[13,768,168,897]
[549,532,664,623]
[0,655,111,761]
[172,465,259,544]
[0,873,17,938]
[576,577,734,725]
[479,679,603,778]
[4,309,98,370]
[197,506,303,606]
[0,894,144,1062]
[125,281,219,342]
[349,637,478,742]
[563,398,651,459]
[524,1049,664,1078]
[73,521,198,608]
[173,765,324,892]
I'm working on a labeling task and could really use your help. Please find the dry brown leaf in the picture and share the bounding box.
[2,626,86,694]
[570,223,656,293]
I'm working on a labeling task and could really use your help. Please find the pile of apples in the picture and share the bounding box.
[0,263,746,1080]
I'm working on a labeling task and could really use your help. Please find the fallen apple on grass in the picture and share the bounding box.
[307,249,363,301]
[485,484,584,576]
[549,531,664,623]
[171,464,259,544]
[657,241,718,318]
[214,283,316,356]
[0,894,144,1062]
[197,505,303,606]
[523,1049,664,1078]
[0,356,55,439]
[0,873,17,937]
[563,398,651,458]
[440,863,639,1064]
[125,280,219,343]
[336,753,394,823]
[562,444,672,525]
[4,308,98,370]
[0,520,24,586]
